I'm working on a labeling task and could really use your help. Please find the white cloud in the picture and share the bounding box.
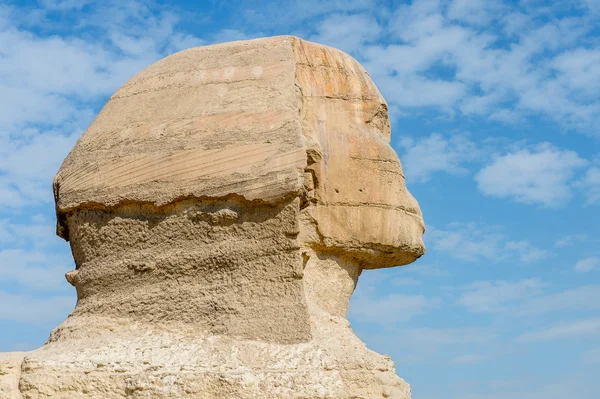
[356,325,496,365]
[459,280,600,316]
[576,166,600,205]
[380,74,467,108]
[582,0,600,13]
[515,285,600,316]
[551,49,600,101]
[351,271,440,325]
[0,22,145,129]
[0,131,80,206]
[0,216,60,248]
[427,223,548,263]
[283,0,377,22]
[310,13,381,55]
[574,257,599,273]
[488,109,523,124]
[0,2,201,109]
[500,11,532,37]
[517,317,600,342]
[451,353,486,364]
[475,144,588,207]
[391,0,446,42]
[0,249,73,291]
[241,0,377,31]
[459,279,546,313]
[555,234,589,247]
[332,0,600,132]
[447,0,501,26]
[427,223,504,262]
[399,327,494,347]
[504,240,549,263]
[39,0,91,10]
[391,277,423,286]
[399,133,479,182]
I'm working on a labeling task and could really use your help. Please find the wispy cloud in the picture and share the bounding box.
[309,13,381,55]
[555,234,590,247]
[475,143,588,207]
[459,280,600,316]
[391,276,423,286]
[350,270,441,325]
[243,0,378,29]
[451,353,487,364]
[39,0,92,11]
[399,133,479,183]
[0,216,61,248]
[517,317,600,342]
[0,129,80,207]
[426,222,549,263]
[401,327,495,347]
[515,285,600,316]
[447,0,502,26]
[458,279,546,313]
[355,325,497,365]
[398,133,598,210]
[0,249,73,292]
[0,217,73,293]
[0,3,197,130]
[574,257,599,273]
[576,166,600,205]
[504,241,550,263]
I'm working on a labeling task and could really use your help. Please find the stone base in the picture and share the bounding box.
[2,321,410,399]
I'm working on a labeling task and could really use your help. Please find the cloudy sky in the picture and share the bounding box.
[0,0,599,397]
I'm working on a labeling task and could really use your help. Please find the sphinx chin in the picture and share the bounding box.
[1,36,423,399]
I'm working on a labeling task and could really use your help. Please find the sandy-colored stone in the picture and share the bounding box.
[1,36,425,398]
[0,353,26,399]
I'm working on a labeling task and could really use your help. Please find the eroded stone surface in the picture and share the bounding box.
[1,36,425,399]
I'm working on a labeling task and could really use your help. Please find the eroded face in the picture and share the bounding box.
[294,40,426,269]
[309,102,425,269]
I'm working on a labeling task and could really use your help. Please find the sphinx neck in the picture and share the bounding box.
[302,250,361,320]
[58,198,313,344]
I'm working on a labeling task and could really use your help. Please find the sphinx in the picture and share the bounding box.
[0,36,425,399]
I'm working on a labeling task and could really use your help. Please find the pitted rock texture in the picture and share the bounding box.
[0,36,425,399]
[57,198,310,344]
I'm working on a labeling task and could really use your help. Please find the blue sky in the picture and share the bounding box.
[0,0,599,398]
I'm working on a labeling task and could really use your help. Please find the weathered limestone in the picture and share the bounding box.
[0,36,425,398]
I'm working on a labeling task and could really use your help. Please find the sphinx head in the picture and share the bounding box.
[52,36,424,342]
